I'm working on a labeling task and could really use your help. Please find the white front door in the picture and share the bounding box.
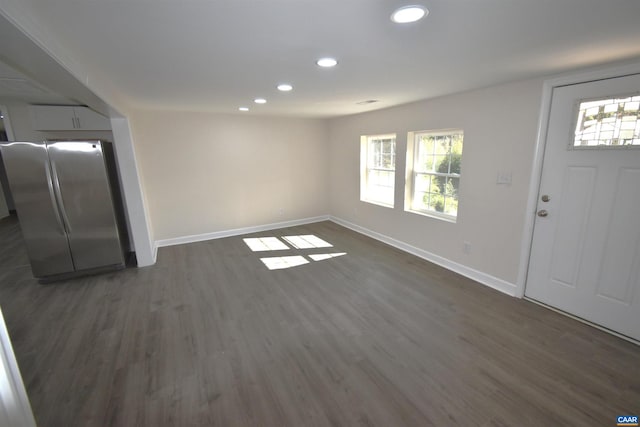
[526,73,640,342]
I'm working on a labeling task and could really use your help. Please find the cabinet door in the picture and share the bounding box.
[30,105,77,130]
[73,107,111,130]
[30,105,111,130]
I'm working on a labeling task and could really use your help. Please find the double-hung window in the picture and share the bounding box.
[406,130,463,221]
[360,134,396,207]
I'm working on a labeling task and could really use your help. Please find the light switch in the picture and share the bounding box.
[496,171,512,185]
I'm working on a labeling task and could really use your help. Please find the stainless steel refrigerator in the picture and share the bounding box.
[0,140,130,281]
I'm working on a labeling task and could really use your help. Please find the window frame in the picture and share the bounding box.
[405,129,464,222]
[360,133,397,208]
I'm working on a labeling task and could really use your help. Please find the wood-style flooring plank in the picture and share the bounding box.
[0,215,638,426]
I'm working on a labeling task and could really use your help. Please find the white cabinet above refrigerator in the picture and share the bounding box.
[29,105,111,131]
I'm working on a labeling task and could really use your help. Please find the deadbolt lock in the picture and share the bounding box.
[541,194,550,202]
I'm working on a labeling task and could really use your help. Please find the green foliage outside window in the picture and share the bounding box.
[415,132,463,217]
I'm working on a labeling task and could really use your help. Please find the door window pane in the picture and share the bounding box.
[574,95,640,147]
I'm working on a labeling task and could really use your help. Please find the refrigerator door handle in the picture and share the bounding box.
[49,159,73,233]
[45,160,67,233]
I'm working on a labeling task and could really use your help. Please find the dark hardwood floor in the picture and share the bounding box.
[0,214,638,426]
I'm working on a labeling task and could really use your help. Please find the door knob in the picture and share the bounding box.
[537,209,548,217]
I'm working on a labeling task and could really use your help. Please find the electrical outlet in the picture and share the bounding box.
[463,241,471,254]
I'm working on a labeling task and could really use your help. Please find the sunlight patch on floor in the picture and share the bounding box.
[243,237,289,252]
[308,253,347,261]
[282,235,333,249]
[246,235,345,270]
[260,256,309,270]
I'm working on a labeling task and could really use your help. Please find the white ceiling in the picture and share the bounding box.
[0,60,72,104]
[6,0,640,117]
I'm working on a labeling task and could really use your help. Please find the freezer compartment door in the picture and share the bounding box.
[0,142,74,277]
[47,141,124,270]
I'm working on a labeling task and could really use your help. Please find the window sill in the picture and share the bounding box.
[405,208,457,223]
[361,198,394,209]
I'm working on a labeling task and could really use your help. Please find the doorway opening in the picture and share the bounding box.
[0,106,15,217]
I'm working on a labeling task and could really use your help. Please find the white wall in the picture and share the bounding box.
[110,117,155,265]
[130,111,329,241]
[328,78,543,287]
[0,307,36,427]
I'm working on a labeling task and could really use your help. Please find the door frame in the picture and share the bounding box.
[516,60,640,298]
[0,105,15,217]
[0,105,16,141]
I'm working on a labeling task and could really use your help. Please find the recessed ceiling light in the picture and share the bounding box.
[239,107,249,111]
[391,5,428,23]
[277,83,293,92]
[316,57,338,68]
[254,98,267,104]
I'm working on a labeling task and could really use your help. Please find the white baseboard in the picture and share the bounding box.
[154,215,330,249]
[329,216,518,297]
[151,243,159,264]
